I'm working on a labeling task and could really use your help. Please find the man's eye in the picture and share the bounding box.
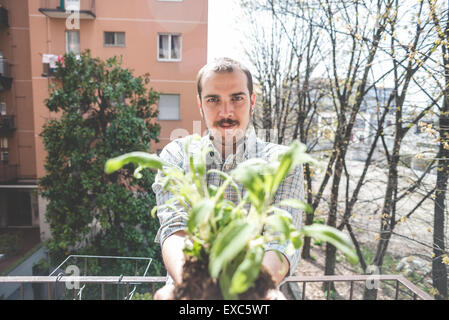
[233,96,244,101]
[207,98,218,103]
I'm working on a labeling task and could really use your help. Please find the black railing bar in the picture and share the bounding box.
[395,280,400,300]
[20,283,24,300]
[349,281,354,300]
[101,283,105,300]
[284,275,432,300]
[302,281,306,300]
[47,282,51,300]
[395,275,432,300]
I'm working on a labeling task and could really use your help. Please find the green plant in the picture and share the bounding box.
[33,258,50,274]
[131,292,153,300]
[39,50,163,276]
[105,135,358,299]
[0,233,21,257]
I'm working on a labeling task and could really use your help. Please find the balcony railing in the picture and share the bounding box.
[0,115,15,133]
[0,274,433,300]
[0,7,9,28]
[0,58,12,92]
[0,163,18,183]
[39,0,96,20]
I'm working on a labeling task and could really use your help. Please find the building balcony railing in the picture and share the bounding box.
[39,0,96,20]
[0,58,12,92]
[0,115,15,133]
[0,6,9,29]
[0,163,18,183]
[0,274,433,300]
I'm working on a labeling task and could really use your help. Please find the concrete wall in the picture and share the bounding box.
[0,245,48,300]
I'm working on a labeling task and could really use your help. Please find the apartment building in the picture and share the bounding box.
[0,0,208,244]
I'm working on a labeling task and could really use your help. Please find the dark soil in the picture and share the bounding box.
[174,253,276,300]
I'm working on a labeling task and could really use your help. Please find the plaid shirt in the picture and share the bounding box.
[152,126,304,276]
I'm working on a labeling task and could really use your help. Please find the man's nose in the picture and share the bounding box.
[219,100,234,117]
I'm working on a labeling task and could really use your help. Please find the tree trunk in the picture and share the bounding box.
[432,97,449,300]
[433,146,449,300]
[301,163,315,259]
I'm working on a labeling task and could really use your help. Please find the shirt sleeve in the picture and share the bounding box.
[152,140,189,247]
[265,162,305,276]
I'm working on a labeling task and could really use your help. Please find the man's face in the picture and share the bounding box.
[197,69,255,147]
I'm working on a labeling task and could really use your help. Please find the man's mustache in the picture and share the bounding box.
[214,118,240,127]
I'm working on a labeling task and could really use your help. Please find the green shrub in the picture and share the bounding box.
[0,233,21,257]
[131,292,153,300]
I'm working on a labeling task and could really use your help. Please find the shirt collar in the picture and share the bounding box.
[201,124,257,164]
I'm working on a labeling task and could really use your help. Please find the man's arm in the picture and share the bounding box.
[265,162,305,281]
[161,230,188,285]
[262,250,289,286]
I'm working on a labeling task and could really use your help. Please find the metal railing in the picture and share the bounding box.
[40,0,96,13]
[0,115,15,132]
[0,274,433,300]
[282,275,433,300]
[0,163,17,182]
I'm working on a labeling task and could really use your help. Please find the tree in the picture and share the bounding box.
[39,51,164,280]
[241,0,442,300]
[428,0,449,300]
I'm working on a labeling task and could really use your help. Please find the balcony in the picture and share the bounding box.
[0,7,9,29]
[0,163,17,183]
[39,0,96,20]
[0,59,12,92]
[0,115,15,133]
[0,274,433,300]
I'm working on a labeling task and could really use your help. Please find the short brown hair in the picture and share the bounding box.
[196,57,253,101]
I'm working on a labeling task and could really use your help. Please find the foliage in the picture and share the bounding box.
[105,135,358,299]
[0,233,20,257]
[39,50,163,276]
[131,292,153,300]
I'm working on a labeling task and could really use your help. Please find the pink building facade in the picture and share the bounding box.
[0,0,208,241]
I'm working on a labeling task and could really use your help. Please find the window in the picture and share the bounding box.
[0,137,7,149]
[0,102,6,115]
[66,30,80,54]
[158,94,180,120]
[158,34,181,61]
[104,32,126,47]
[1,150,8,163]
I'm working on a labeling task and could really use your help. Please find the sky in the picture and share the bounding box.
[207,0,248,64]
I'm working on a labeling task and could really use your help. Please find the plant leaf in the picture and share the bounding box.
[104,151,171,174]
[187,198,215,234]
[209,220,254,279]
[230,246,264,295]
[265,214,292,236]
[276,198,313,214]
[301,224,358,264]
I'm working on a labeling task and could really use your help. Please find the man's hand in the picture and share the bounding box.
[262,250,289,300]
[262,250,289,285]
[265,289,287,300]
[154,284,176,300]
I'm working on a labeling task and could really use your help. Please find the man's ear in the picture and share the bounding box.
[197,95,203,118]
[250,92,256,111]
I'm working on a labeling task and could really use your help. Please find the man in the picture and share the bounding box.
[152,57,304,299]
